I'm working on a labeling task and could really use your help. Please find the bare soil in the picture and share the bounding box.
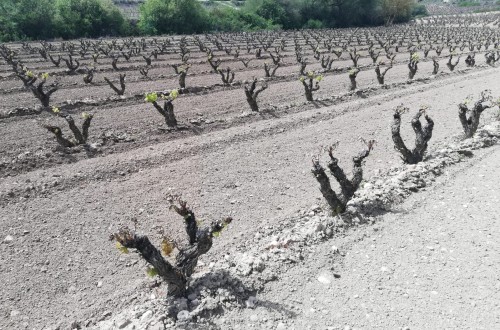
[1,25,500,330]
[222,144,500,330]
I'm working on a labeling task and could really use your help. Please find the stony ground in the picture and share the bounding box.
[88,130,500,330]
[1,39,500,330]
[223,145,500,330]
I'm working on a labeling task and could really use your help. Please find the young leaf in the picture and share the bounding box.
[161,238,174,256]
[115,241,129,254]
[212,223,228,238]
[169,89,179,100]
[146,267,159,278]
[144,92,158,103]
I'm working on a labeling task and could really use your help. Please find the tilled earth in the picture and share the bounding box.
[0,39,500,329]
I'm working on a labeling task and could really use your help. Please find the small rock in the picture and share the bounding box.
[148,324,164,330]
[276,322,286,330]
[3,235,13,243]
[177,310,190,322]
[100,311,112,321]
[117,319,132,329]
[245,296,257,309]
[97,281,103,288]
[140,310,153,321]
[10,310,20,317]
[317,272,333,284]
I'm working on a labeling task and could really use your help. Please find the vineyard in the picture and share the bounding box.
[1,11,500,329]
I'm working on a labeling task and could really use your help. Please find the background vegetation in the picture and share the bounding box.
[0,0,427,42]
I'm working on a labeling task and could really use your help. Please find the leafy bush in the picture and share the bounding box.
[380,0,414,24]
[0,0,420,41]
[13,0,56,41]
[54,0,129,39]
[209,7,276,31]
[0,1,19,42]
[139,0,210,35]
[0,0,56,41]
[458,1,481,7]
[411,4,428,18]
[254,0,288,27]
[303,19,325,29]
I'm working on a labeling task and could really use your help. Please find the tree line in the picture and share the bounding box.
[0,0,427,42]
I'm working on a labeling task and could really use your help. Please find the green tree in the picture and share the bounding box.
[0,0,19,41]
[139,0,209,35]
[209,7,276,32]
[380,0,415,24]
[14,0,56,40]
[244,0,302,29]
[320,0,380,27]
[54,0,128,39]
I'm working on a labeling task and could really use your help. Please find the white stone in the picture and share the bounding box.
[276,322,286,330]
[245,296,257,309]
[3,235,13,243]
[317,272,333,284]
[117,319,132,329]
[140,310,153,321]
[177,310,190,322]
